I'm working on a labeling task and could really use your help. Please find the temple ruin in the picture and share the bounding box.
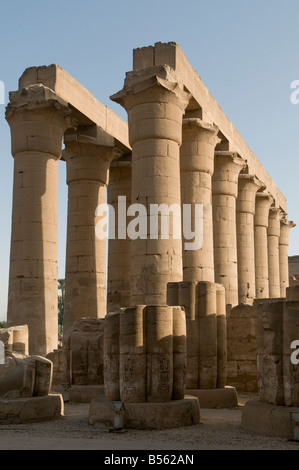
[1,42,297,433]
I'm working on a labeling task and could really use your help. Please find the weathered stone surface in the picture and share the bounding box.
[242,400,299,439]
[63,130,121,332]
[198,282,218,389]
[0,353,53,399]
[256,297,299,407]
[6,88,74,356]
[111,65,190,306]
[268,208,283,299]
[120,306,147,403]
[172,306,187,400]
[0,325,29,356]
[3,42,294,432]
[226,304,258,392]
[236,175,265,305]
[167,281,227,392]
[103,305,186,404]
[279,219,295,297]
[62,317,104,386]
[286,286,299,302]
[257,301,284,404]
[213,152,246,307]
[216,284,227,388]
[283,301,299,406]
[254,192,273,299]
[187,386,237,409]
[89,395,200,430]
[46,349,64,385]
[107,160,132,312]
[181,119,220,284]
[0,327,53,400]
[103,312,120,403]
[0,394,63,425]
[167,281,198,389]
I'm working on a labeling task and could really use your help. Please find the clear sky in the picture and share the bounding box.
[0,0,298,320]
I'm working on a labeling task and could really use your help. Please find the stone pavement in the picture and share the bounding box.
[0,393,299,450]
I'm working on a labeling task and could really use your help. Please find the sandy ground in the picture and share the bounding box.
[0,392,299,451]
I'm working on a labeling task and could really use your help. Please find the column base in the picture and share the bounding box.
[241,400,299,439]
[89,395,200,430]
[0,393,63,425]
[186,386,238,408]
[69,385,105,403]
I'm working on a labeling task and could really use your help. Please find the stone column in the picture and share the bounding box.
[111,66,190,305]
[254,192,273,299]
[268,207,282,298]
[180,119,219,283]
[236,174,265,305]
[279,217,295,298]
[104,304,186,404]
[5,85,74,355]
[63,129,121,332]
[212,152,246,306]
[257,301,284,405]
[107,157,132,312]
[167,281,198,388]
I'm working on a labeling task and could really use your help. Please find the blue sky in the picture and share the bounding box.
[0,0,298,319]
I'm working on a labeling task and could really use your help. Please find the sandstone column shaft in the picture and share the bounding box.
[198,282,217,388]
[111,67,190,305]
[146,305,173,402]
[63,132,120,332]
[167,281,198,388]
[6,87,73,355]
[279,218,295,298]
[236,175,264,304]
[254,193,273,299]
[107,159,132,312]
[212,152,245,306]
[167,280,227,390]
[257,301,284,404]
[180,119,219,283]
[172,306,186,399]
[119,306,147,402]
[268,207,282,298]
[216,284,227,388]
[104,312,120,401]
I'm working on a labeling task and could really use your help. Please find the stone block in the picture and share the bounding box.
[186,386,238,408]
[103,305,186,404]
[241,400,299,439]
[0,394,63,424]
[89,395,200,430]
[62,317,104,386]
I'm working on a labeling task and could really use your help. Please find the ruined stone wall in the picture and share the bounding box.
[257,287,299,406]
[226,299,286,392]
